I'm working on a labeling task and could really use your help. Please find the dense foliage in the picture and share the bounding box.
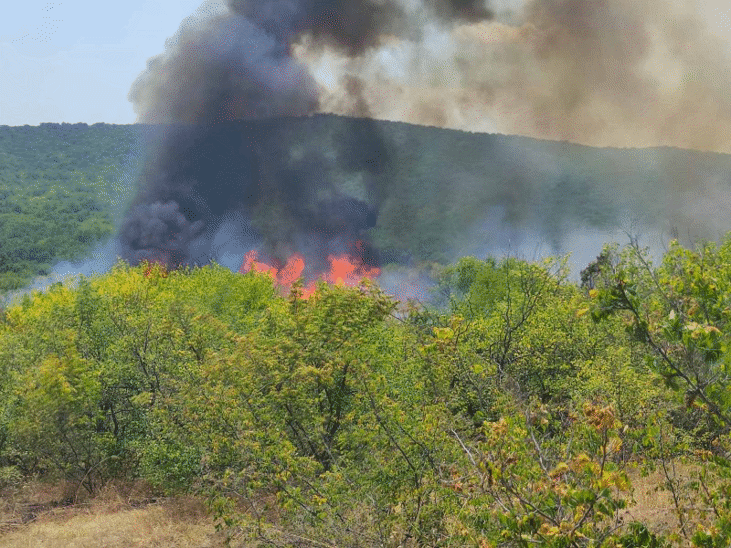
[4,116,731,292]
[5,118,731,545]
[5,236,731,546]
[0,123,140,290]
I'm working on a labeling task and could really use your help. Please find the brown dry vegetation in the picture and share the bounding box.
[0,481,224,548]
[618,461,719,545]
[0,464,714,548]
[623,468,686,538]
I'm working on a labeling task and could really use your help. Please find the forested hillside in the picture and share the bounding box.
[5,116,731,295]
[3,237,731,546]
[0,123,140,291]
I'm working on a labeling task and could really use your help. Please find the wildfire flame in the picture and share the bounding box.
[239,243,380,298]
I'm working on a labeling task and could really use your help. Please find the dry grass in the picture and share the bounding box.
[619,460,716,545]
[621,465,688,536]
[0,481,226,548]
[0,460,719,547]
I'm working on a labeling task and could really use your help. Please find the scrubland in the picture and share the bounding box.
[3,237,731,546]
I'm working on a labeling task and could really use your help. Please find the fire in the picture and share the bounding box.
[242,249,289,280]
[239,245,380,298]
[142,261,169,279]
[324,255,380,286]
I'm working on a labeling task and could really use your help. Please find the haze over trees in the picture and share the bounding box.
[4,116,731,292]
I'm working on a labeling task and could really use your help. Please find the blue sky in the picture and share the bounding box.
[0,0,204,125]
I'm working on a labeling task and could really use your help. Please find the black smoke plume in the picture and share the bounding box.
[121,0,496,271]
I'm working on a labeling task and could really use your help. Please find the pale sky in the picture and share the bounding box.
[1,0,731,130]
[0,0,204,125]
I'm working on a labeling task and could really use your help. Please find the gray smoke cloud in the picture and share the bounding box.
[315,0,731,153]
[128,1,319,124]
[121,0,731,281]
[128,0,499,125]
[122,0,503,270]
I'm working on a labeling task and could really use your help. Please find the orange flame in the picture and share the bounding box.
[143,261,169,279]
[323,255,380,286]
[239,245,380,298]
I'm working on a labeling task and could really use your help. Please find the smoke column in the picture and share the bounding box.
[122,0,731,277]
[122,0,499,270]
[314,0,731,153]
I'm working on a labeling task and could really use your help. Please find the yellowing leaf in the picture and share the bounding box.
[607,437,623,454]
[549,462,569,478]
[539,524,560,536]
[614,473,631,491]
[571,453,591,472]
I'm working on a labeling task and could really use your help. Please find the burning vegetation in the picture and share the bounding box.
[118,0,731,289]
[120,0,495,285]
[240,240,381,298]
